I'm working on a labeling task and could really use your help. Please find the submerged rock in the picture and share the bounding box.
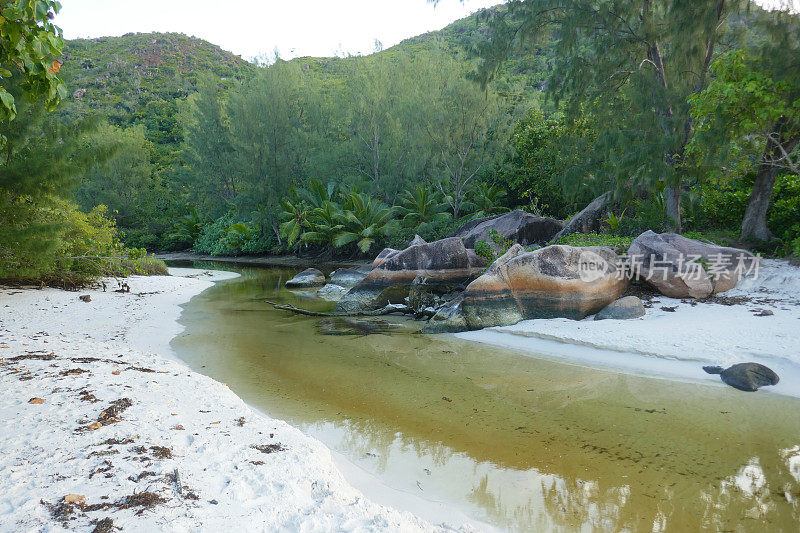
[703,363,780,392]
[594,296,646,320]
[628,231,756,299]
[424,244,628,333]
[450,210,564,251]
[336,237,487,314]
[316,268,368,301]
[285,268,326,289]
[316,317,399,336]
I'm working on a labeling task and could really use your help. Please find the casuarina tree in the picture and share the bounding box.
[473,0,749,231]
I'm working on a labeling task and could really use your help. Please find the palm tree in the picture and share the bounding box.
[398,184,452,231]
[277,197,309,248]
[334,192,399,254]
[297,178,338,209]
[301,201,345,247]
[471,182,509,218]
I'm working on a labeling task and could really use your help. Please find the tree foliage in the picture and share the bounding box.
[473,0,750,231]
[0,0,66,125]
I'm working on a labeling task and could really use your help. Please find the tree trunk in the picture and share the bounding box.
[741,164,778,242]
[741,129,800,242]
[665,181,682,233]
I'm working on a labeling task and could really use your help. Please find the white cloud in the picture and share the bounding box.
[56,0,502,61]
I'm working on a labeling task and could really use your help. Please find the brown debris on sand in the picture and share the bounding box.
[251,443,286,454]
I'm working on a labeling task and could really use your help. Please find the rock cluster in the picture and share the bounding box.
[424,244,628,332]
[290,228,756,335]
[335,237,488,314]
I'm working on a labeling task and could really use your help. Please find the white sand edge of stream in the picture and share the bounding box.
[0,268,484,533]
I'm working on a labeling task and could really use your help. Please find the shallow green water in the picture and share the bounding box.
[172,263,800,532]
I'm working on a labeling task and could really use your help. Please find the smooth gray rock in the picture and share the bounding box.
[550,192,611,243]
[329,268,367,288]
[628,231,756,299]
[285,268,326,289]
[594,296,646,320]
[703,363,780,392]
[336,237,487,314]
[372,247,400,267]
[450,210,564,251]
[424,244,629,333]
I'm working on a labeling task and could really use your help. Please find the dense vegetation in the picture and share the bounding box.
[1,1,798,286]
[0,1,167,285]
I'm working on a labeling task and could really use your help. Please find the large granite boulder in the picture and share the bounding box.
[628,231,757,299]
[317,268,369,301]
[285,268,326,289]
[424,244,628,333]
[372,247,400,268]
[372,236,428,267]
[450,210,564,251]
[550,192,611,242]
[594,296,646,320]
[335,237,488,314]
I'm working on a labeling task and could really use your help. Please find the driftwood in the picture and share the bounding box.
[263,300,409,317]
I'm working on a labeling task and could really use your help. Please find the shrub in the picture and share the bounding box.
[617,198,673,237]
[0,199,168,286]
[686,180,750,231]
[769,174,800,255]
[474,240,494,262]
[193,214,243,256]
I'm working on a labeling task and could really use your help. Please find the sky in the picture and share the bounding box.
[56,0,502,61]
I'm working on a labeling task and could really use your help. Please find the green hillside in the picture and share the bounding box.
[59,32,254,146]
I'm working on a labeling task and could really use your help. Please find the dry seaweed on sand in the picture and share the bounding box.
[9,351,56,361]
[115,491,168,514]
[251,443,286,454]
[150,445,172,459]
[97,398,133,424]
[91,517,114,533]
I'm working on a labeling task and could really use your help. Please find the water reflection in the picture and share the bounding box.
[172,263,800,531]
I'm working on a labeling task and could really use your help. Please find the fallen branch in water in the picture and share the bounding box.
[262,300,408,317]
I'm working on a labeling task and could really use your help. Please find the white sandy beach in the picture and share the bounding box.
[0,269,459,532]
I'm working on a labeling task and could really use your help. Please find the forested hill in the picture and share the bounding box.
[290,5,550,100]
[391,5,550,97]
[59,33,254,146]
[56,7,541,151]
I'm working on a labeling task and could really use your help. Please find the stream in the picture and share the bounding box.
[171,262,800,532]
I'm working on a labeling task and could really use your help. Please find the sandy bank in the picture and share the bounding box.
[0,269,455,532]
[457,259,800,397]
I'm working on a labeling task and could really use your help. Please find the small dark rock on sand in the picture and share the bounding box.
[703,363,780,392]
